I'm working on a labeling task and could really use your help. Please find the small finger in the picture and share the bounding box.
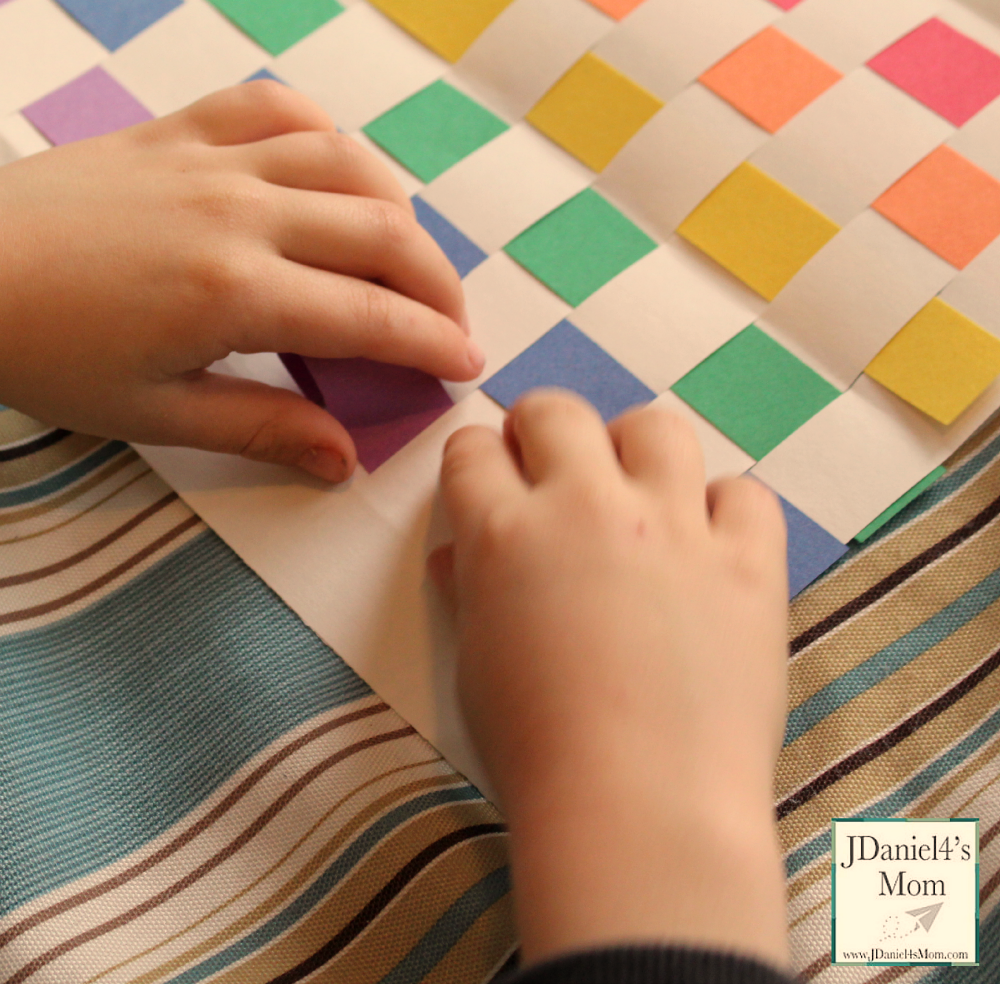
[608,406,707,518]
[508,390,621,485]
[150,372,357,482]
[232,130,413,212]
[708,476,786,549]
[161,82,335,146]
[233,258,483,382]
[440,425,527,537]
[270,189,465,330]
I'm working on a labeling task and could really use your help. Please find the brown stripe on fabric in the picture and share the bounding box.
[946,408,1000,467]
[778,659,1000,855]
[782,529,1000,763]
[779,585,1000,809]
[0,450,140,529]
[789,893,828,932]
[982,815,1000,852]
[0,514,201,627]
[0,427,69,462]
[0,410,53,446]
[790,489,1000,656]
[267,827,507,984]
[0,465,155,546]
[0,492,179,587]
[786,858,829,903]
[913,731,1000,817]
[421,895,516,984]
[0,701,391,949]
[778,646,1000,820]
[125,773,472,984]
[100,757,447,984]
[199,798,502,984]
[788,455,1000,644]
[0,432,104,491]
[797,952,830,981]
[306,837,511,984]
[5,725,416,984]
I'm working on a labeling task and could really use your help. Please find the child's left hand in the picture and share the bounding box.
[0,82,483,482]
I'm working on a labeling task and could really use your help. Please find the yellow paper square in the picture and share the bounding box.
[368,0,514,62]
[526,53,663,172]
[677,163,840,301]
[865,299,1000,425]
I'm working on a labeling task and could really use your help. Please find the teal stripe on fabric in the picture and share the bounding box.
[785,704,1000,877]
[166,785,483,984]
[0,530,371,916]
[379,865,511,984]
[920,895,996,982]
[784,566,1000,746]
[0,439,128,508]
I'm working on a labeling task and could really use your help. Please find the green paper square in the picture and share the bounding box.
[208,0,343,56]
[672,326,840,460]
[504,189,657,306]
[363,81,508,183]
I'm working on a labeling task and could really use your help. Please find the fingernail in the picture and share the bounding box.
[300,446,349,483]
[466,339,485,374]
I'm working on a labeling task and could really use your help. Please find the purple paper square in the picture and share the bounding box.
[22,67,153,146]
[281,355,453,472]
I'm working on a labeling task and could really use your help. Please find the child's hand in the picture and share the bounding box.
[433,391,790,969]
[0,81,482,482]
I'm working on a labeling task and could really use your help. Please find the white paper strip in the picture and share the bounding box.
[597,84,768,239]
[420,122,593,253]
[752,374,1000,543]
[778,0,940,73]
[456,0,613,121]
[0,0,105,118]
[274,3,444,132]
[444,252,571,401]
[759,211,956,390]
[0,112,51,163]
[571,239,766,392]
[593,0,779,102]
[940,238,1000,337]
[751,69,953,226]
[949,97,1000,181]
[136,389,510,793]
[105,0,267,116]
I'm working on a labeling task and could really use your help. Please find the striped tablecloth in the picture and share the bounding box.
[1,408,998,984]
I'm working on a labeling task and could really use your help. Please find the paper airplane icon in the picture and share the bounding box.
[906,902,943,932]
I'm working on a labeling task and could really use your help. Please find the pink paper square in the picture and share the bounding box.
[22,67,153,145]
[868,18,1000,126]
[281,354,453,472]
[767,0,806,10]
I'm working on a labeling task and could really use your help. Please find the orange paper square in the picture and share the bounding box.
[699,27,842,133]
[873,146,1000,269]
[584,0,647,19]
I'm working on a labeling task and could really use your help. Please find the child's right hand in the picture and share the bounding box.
[433,391,791,970]
[0,81,482,482]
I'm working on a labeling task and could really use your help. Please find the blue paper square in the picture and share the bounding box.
[482,320,656,422]
[244,68,288,85]
[55,0,182,51]
[412,196,487,279]
[777,493,848,598]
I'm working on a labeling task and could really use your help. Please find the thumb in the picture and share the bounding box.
[153,372,357,482]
